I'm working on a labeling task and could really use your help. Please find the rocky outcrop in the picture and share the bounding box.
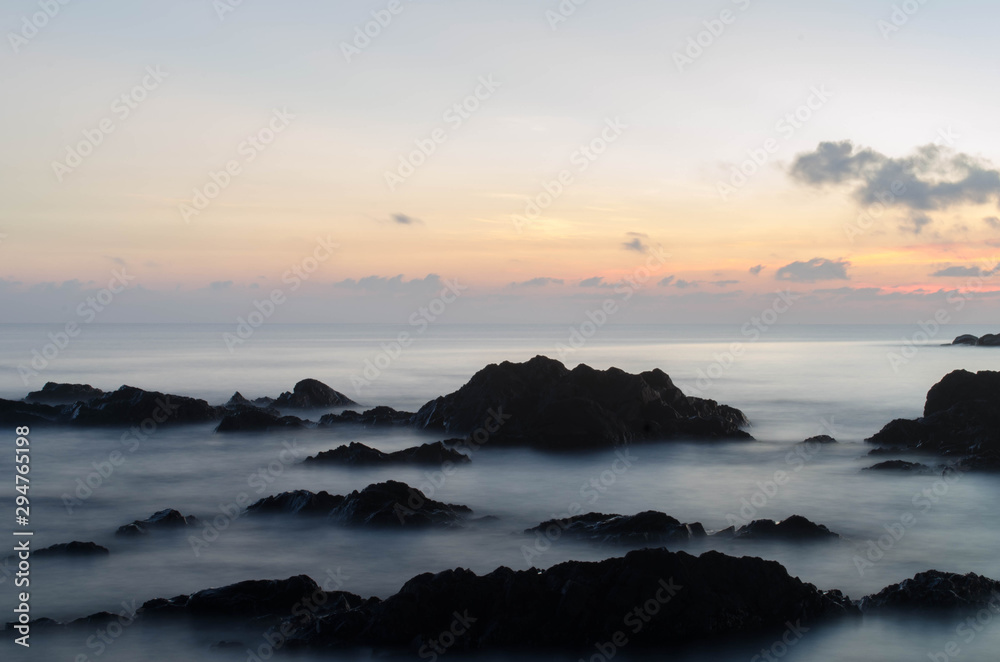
[320,406,414,426]
[215,407,306,433]
[729,515,839,540]
[69,386,221,426]
[34,541,110,558]
[951,334,1000,346]
[115,509,200,536]
[25,382,104,405]
[864,460,932,473]
[859,570,1000,612]
[867,370,1000,470]
[0,398,67,426]
[247,481,472,527]
[274,379,356,409]
[525,511,706,544]
[803,435,837,444]
[303,441,469,466]
[412,356,751,449]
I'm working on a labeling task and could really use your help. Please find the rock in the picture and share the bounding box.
[730,515,839,541]
[246,481,472,527]
[320,406,415,426]
[303,441,469,466]
[116,509,200,536]
[952,334,980,346]
[412,356,751,449]
[525,511,705,545]
[0,398,68,426]
[864,460,932,472]
[34,541,109,558]
[979,334,1000,346]
[274,379,356,409]
[225,392,253,407]
[69,386,222,426]
[859,570,1000,612]
[803,435,837,444]
[867,370,1000,470]
[25,382,104,405]
[215,407,306,433]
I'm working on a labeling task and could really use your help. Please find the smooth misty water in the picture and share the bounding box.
[1,324,1000,661]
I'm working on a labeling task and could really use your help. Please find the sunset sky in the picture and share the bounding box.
[2,0,1000,323]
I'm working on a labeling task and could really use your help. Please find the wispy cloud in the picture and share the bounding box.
[775,258,850,282]
[509,277,564,288]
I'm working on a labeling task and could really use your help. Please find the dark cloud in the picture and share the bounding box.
[580,276,604,287]
[509,277,564,288]
[658,276,675,287]
[622,237,648,253]
[931,264,999,277]
[790,141,1000,211]
[674,279,699,289]
[775,258,850,282]
[335,274,443,292]
[749,265,764,276]
[901,213,932,235]
[391,213,422,225]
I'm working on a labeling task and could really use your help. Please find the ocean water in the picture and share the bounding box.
[1,323,999,661]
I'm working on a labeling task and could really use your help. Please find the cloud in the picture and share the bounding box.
[209,280,233,290]
[674,279,699,289]
[901,213,932,235]
[658,275,675,287]
[580,276,605,287]
[509,277,564,288]
[104,256,126,266]
[622,237,649,253]
[931,264,1000,277]
[334,274,443,292]
[985,216,1000,229]
[391,213,422,226]
[749,265,764,276]
[775,258,850,282]
[709,280,739,287]
[790,141,1000,211]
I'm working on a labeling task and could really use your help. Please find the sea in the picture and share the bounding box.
[1,323,999,661]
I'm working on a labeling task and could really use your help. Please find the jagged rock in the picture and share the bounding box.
[320,406,414,426]
[25,382,104,405]
[0,398,67,426]
[412,356,751,449]
[69,386,222,426]
[864,460,932,473]
[525,511,705,545]
[867,370,1000,470]
[274,379,356,409]
[116,509,200,536]
[215,407,306,433]
[859,570,1000,612]
[303,441,469,466]
[35,541,109,558]
[952,334,980,346]
[803,435,837,444]
[246,481,472,527]
[225,392,253,407]
[729,515,839,541]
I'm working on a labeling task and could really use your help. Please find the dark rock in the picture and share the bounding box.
[0,398,68,426]
[320,406,415,426]
[246,481,472,527]
[864,460,932,472]
[731,515,839,541]
[116,509,200,536]
[25,382,104,405]
[952,334,980,346]
[215,407,306,433]
[859,570,1000,612]
[525,511,705,545]
[35,541,109,558]
[225,392,253,407]
[803,435,837,444]
[412,356,751,449]
[69,386,222,426]
[868,370,1000,470]
[303,441,469,466]
[286,548,856,650]
[274,379,356,409]
[979,334,1000,346]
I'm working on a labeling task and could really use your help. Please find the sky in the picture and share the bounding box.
[2,0,1000,324]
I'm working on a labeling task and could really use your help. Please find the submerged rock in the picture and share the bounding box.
[412,355,751,449]
[34,541,110,558]
[303,441,469,466]
[803,435,837,444]
[859,570,1000,612]
[525,511,705,545]
[864,460,932,473]
[867,370,1000,470]
[25,382,104,405]
[116,509,200,536]
[247,481,472,527]
[274,379,356,409]
[725,515,839,541]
